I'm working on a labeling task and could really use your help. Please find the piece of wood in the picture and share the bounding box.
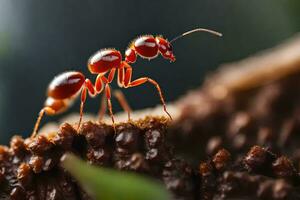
[205,34,300,99]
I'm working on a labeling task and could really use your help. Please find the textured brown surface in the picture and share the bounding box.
[0,117,199,200]
[170,69,300,199]
[3,36,300,199]
[2,72,300,199]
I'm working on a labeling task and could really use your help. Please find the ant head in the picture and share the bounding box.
[156,36,176,62]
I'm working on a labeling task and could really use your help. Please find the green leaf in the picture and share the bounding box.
[61,153,171,200]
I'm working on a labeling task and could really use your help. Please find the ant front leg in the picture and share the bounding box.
[123,64,172,120]
[116,67,132,121]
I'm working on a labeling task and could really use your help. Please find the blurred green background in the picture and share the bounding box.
[0,0,299,143]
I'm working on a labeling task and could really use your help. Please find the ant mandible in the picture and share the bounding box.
[31,28,222,138]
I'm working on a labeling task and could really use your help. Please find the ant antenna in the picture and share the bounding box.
[170,28,222,43]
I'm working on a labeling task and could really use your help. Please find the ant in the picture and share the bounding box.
[31,28,222,138]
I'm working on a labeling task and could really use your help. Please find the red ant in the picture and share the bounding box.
[31,28,222,138]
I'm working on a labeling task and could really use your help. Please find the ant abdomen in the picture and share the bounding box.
[48,71,85,99]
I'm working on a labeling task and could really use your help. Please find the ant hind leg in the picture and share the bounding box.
[78,87,87,131]
[31,107,55,139]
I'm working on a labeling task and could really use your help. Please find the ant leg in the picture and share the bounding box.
[122,63,171,119]
[31,97,68,138]
[114,90,132,121]
[124,69,172,120]
[114,67,131,121]
[108,68,116,83]
[123,66,132,87]
[85,79,95,96]
[105,84,116,131]
[77,79,95,131]
[97,69,116,123]
[117,67,124,87]
[78,87,87,131]
[98,89,131,122]
[95,74,104,94]
[31,107,55,138]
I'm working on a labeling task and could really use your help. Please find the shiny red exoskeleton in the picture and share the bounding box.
[31,28,222,138]
[125,35,175,63]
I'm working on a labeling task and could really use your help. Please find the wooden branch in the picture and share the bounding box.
[204,34,300,99]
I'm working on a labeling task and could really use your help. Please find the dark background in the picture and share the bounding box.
[0,0,299,143]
